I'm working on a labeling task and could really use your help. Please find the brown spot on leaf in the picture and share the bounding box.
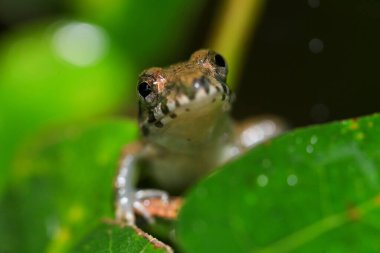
[347,204,361,221]
[375,195,380,205]
[349,121,359,130]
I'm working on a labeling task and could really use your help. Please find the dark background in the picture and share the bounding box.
[237,0,380,126]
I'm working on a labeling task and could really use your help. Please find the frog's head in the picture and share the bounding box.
[137,49,232,144]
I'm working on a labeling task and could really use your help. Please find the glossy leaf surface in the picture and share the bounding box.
[177,114,380,253]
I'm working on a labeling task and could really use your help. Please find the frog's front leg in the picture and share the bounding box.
[236,115,287,150]
[115,142,169,225]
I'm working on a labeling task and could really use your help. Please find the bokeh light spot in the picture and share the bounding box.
[308,38,324,54]
[52,21,109,66]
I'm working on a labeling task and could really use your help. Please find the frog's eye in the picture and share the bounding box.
[214,54,226,68]
[138,82,152,98]
[211,53,228,80]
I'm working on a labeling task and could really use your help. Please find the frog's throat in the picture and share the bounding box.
[140,80,232,137]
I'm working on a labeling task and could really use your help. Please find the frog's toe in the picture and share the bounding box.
[133,200,155,224]
[116,189,170,225]
[135,189,169,203]
[116,196,136,225]
[133,189,170,223]
[116,196,156,225]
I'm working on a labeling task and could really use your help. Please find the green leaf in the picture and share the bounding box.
[73,223,170,253]
[0,120,138,253]
[0,22,134,195]
[177,114,380,253]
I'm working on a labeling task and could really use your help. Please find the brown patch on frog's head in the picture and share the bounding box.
[137,49,232,137]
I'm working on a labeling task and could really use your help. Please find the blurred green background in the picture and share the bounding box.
[0,0,380,252]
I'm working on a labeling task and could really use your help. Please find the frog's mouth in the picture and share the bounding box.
[140,77,232,137]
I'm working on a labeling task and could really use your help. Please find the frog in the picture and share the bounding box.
[115,49,285,225]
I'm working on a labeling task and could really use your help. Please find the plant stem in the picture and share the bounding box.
[207,0,266,90]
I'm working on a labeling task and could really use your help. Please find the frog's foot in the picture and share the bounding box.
[116,189,169,225]
[143,196,183,220]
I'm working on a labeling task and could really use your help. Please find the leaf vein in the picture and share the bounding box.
[256,195,380,253]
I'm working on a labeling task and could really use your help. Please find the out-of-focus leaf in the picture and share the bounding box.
[0,120,138,253]
[0,21,134,195]
[73,223,170,253]
[68,0,207,68]
[177,114,380,253]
